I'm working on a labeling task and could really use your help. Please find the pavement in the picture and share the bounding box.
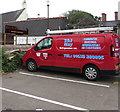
[1,69,120,112]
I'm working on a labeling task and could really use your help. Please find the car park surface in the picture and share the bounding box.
[1,69,120,111]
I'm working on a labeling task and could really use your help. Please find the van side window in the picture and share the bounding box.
[36,38,52,50]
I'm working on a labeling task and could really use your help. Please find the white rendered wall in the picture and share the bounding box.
[17,9,28,21]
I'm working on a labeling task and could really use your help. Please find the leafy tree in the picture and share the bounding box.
[94,16,101,21]
[63,10,99,29]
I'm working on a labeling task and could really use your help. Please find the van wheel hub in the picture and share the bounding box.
[28,62,35,70]
[27,60,37,72]
[85,67,97,79]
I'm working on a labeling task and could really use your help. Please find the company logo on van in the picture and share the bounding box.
[59,39,77,49]
[64,39,73,47]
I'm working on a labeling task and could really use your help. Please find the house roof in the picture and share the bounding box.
[2,9,25,22]
[99,20,119,27]
[76,17,98,28]
[4,16,66,23]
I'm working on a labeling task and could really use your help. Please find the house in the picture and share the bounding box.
[99,12,120,35]
[1,0,67,45]
[0,0,28,45]
[75,12,120,35]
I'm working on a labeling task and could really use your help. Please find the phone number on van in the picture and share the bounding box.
[63,54,105,60]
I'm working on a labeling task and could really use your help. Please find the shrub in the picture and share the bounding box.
[0,47,2,72]
[2,51,23,73]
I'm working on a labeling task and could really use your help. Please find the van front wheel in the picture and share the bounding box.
[83,65,100,81]
[27,60,37,72]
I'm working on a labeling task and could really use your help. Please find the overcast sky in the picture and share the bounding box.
[0,0,120,21]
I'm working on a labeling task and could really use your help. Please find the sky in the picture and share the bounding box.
[0,0,120,21]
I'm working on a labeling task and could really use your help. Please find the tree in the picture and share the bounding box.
[94,16,101,21]
[63,10,99,29]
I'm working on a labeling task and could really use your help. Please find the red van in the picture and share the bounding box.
[22,27,120,81]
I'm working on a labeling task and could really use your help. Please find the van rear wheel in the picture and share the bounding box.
[83,65,100,81]
[27,60,37,72]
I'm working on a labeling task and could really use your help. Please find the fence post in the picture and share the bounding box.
[4,33,6,45]
[26,35,28,45]
[15,35,17,45]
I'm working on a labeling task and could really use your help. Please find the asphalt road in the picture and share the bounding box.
[1,69,120,112]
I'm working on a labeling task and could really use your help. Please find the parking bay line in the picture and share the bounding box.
[0,87,88,111]
[19,72,110,88]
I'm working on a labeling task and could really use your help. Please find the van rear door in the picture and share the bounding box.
[112,34,120,73]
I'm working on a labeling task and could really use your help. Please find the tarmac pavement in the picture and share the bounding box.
[1,69,120,111]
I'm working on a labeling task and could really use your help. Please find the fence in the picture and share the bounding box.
[2,45,31,52]
[14,36,44,45]
[1,33,45,45]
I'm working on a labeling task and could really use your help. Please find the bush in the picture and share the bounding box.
[2,51,23,72]
[0,47,2,72]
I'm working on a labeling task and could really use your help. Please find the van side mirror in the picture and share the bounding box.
[34,46,38,51]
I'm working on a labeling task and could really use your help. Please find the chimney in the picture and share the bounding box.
[115,12,118,20]
[102,13,106,21]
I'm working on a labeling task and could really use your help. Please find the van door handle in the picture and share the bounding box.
[58,54,63,56]
[48,53,52,56]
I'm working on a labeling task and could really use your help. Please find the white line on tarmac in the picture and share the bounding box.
[0,87,88,111]
[36,109,43,111]
[19,72,110,88]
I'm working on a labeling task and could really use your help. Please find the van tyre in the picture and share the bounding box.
[83,65,100,81]
[27,60,37,72]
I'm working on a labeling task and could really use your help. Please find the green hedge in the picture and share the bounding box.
[2,51,24,72]
[0,47,2,72]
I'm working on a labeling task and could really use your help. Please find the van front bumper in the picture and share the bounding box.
[115,63,120,74]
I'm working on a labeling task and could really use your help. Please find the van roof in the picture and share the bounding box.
[47,33,118,38]
[47,27,116,35]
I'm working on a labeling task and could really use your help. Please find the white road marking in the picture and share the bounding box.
[36,109,43,111]
[19,72,110,88]
[0,87,88,111]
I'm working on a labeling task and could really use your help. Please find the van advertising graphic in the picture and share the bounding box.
[64,39,73,47]
[114,38,120,57]
[59,38,77,50]
[43,53,48,60]
[115,38,119,47]
[63,54,104,60]
[58,37,104,50]
[81,38,102,50]
[36,52,48,60]
[36,52,41,56]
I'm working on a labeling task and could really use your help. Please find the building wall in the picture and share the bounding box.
[17,0,28,21]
